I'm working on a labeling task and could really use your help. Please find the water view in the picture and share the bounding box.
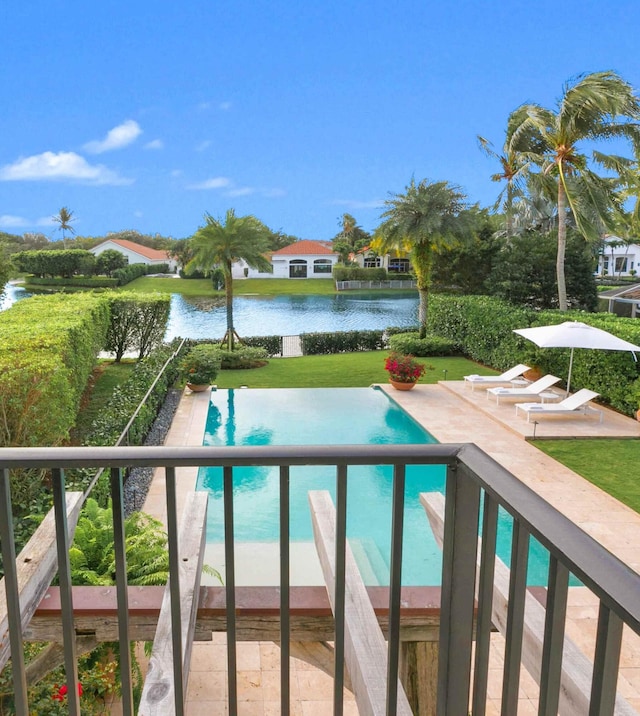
[165,292,419,339]
[1,284,419,338]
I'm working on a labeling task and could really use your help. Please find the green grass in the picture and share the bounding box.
[72,360,136,443]
[120,276,340,297]
[121,276,418,297]
[533,439,640,513]
[214,352,476,389]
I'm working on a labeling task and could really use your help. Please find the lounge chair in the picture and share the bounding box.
[515,389,602,423]
[487,374,561,405]
[463,363,531,391]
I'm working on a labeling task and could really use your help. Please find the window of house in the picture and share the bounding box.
[615,257,628,273]
[289,260,307,278]
[363,257,381,268]
[388,258,411,273]
[313,259,332,274]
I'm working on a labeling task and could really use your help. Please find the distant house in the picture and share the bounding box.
[353,246,412,273]
[231,240,339,279]
[89,238,177,272]
[596,235,640,278]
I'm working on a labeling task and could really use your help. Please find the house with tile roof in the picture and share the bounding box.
[231,239,339,279]
[89,238,177,271]
[596,235,640,279]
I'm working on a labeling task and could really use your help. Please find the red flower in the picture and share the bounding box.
[52,682,83,701]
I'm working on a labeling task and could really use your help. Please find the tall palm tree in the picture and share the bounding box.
[374,179,470,337]
[188,210,272,350]
[52,206,76,249]
[507,71,640,310]
[477,135,530,239]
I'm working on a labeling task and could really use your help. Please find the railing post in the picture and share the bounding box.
[51,468,81,716]
[0,468,29,715]
[437,462,481,716]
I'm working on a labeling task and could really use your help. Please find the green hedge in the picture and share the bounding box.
[388,332,458,357]
[242,335,282,356]
[300,330,386,354]
[0,294,110,446]
[112,263,148,285]
[428,294,640,415]
[12,249,94,278]
[332,266,388,281]
[26,276,119,288]
[104,292,171,361]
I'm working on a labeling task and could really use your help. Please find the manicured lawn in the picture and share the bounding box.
[214,352,476,389]
[119,277,213,295]
[72,360,136,443]
[533,439,640,513]
[121,276,416,297]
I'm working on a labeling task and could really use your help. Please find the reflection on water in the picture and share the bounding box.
[0,283,32,310]
[165,292,419,339]
[2,284,419,339]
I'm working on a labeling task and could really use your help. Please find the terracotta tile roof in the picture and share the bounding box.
[99,238,170,261]
[272,240,336,256]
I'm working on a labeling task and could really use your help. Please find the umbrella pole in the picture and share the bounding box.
[566,348,575,396]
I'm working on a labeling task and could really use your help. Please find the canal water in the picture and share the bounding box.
[1,284,419,338]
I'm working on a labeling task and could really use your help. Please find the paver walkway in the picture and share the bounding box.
[138,382,640,714]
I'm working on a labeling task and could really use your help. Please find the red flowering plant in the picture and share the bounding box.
[384,352,432,383]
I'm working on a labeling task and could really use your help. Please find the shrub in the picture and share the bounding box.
[112,263,148,285]
[332,265,388,282]
[104,292,171,361]
[243,334,282,356]
[12,249,94,278]
[388,331,458,356]
[26,276,118,288]
[178,344,221,384]
[216,345,269,369]
[300,330,386,354]
[383,352,432,383]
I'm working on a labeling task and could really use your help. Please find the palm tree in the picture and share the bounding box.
[477,135,530,239]
[507,71,640,310]
[331,213,370,264]
[188,210,272,350]
[374,179,471,337]
[52,206,76,249]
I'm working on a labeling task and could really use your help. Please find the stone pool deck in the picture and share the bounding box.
[137,382,640,715]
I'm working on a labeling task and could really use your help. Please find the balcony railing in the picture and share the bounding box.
[1,443,640,715]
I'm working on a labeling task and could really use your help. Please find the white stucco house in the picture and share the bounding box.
[596,235,640,278]
[352,247,412,273]
[231,240,339,279]
[89,239,177,272]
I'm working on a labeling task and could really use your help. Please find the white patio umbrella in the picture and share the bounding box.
[513,321,640,395]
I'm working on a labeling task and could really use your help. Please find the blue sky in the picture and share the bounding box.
[2,0,640,241]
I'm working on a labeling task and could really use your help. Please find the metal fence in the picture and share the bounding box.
[2,443,640,714]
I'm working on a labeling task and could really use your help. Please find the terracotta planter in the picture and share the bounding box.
[389,380,416,391]
[187,383,209,393]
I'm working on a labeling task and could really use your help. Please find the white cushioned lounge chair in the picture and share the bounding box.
[515,389,603,423]
[463,363,530,391]
[487,374,561,405]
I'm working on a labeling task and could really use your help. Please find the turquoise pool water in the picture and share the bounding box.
[196,387,555,586]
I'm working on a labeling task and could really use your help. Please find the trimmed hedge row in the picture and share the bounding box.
[332,266,388,282]
[388,332,459,357]
[428,295,640,415]
[242,334,282,356]
[27,276,119,288]
[104,292,171,361]
[300,330,386,354]
[0,294,110,446]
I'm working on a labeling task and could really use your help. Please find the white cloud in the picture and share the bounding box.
[144,139,164,150]
[0,151,131,185]
[37,216,55,226]
[331,198,384,209]
[0,214,28,227]
[83,119,142,154]
[219,101,232,111]
[134,210,143,218]
[195,140,212,152]
[225,186,254,197]
[187,177,231,190]
[170,169,184,177]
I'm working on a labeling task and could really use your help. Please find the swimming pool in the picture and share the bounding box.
[196,387,556,586]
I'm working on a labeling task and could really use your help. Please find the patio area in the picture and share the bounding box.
[136,381,640,714]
